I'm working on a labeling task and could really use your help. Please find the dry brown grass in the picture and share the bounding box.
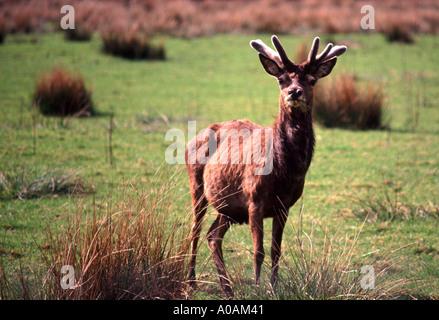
[9,6,36,34]
[377,11,418,44]
[1,0,439,39]
[0,166,92,200]
[64,8,94,42]
[44,175,191,299]
[33,67,95,117]
[0,13,6,44]
[0,168,193,300]
[231,205,418,300]
[100,22,165,60]
[354,174,439,223]
[313,72,385,130]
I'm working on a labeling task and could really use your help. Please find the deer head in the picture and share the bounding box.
[250,36,347,112]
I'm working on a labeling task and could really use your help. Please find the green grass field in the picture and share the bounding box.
[0,32,438,299]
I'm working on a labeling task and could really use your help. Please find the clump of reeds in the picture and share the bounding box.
[231,205,416,300]
[354,175,439,223]
[33,67,95,117]
[100,23,165,60]
[0,167,193,300]
[0,13,6,44]
[0,166,91,200]
[64,24,93,41]
[43,169,191,300]
[313,72,385,130]
[356,197,439,223]
[10,6,35,34]
[274,225,411,299]
[382,20,415,44]
[63,5,95,41]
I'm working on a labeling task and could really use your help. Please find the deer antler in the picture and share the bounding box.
[250,35,296,71]
[271,36,295,71]
[251,36,347,73]
[307,37,347,68]
[250,35,347,72]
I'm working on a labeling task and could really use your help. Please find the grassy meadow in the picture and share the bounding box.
[0,28,438,299]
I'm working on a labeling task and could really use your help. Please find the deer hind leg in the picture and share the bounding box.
[188,189,208,286]
[207,214,233,298]
[270,214,287,291]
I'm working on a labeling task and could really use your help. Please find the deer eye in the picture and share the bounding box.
[309,78,317,86]
[277,77,284,85]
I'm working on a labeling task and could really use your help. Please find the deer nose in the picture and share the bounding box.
[288,88,303,99]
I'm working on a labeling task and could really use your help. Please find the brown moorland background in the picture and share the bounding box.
[1,0,438,39]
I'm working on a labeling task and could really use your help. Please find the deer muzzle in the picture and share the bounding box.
[285,87,305,106]
[285,93,309,112]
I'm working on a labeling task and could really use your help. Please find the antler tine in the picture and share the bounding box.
[250,39,283,68]
[319,45,347,62]
[250,36,296,70]
[315,43,333,63]
[312,39,347,65]
[307,37,320,63]
[271,35,295,70]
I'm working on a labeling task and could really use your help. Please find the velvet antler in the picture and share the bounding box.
[307,37,347,71]
[250,35,296,72]
[250,36,347,73]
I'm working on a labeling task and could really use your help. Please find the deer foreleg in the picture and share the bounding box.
[249,205,265,286]
[270,214,287,290]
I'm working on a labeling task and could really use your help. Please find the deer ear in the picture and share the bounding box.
[258,54,283,78]
[314,57,337,79]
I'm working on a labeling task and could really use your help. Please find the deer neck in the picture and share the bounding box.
[272,96,315,176]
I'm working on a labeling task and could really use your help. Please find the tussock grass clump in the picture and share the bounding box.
[0,168,192,300]
[380,16,416,44]
[10,6,36,34]
[0,167,91,200]
[314,72,385,130]
[64,25,93,41]
[33,67,95,117]
[383,23,415,44]
[232,207,415,300]
[356,197,439,223]
[354,175,439,223]
[101,24,165,60]
[42,169,191,300]
[384,27,415,44]
[0,13,6,44]
[63,5,94,41]
[274,226,412,300]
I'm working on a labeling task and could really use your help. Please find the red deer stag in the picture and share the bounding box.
[186,36,347,297]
